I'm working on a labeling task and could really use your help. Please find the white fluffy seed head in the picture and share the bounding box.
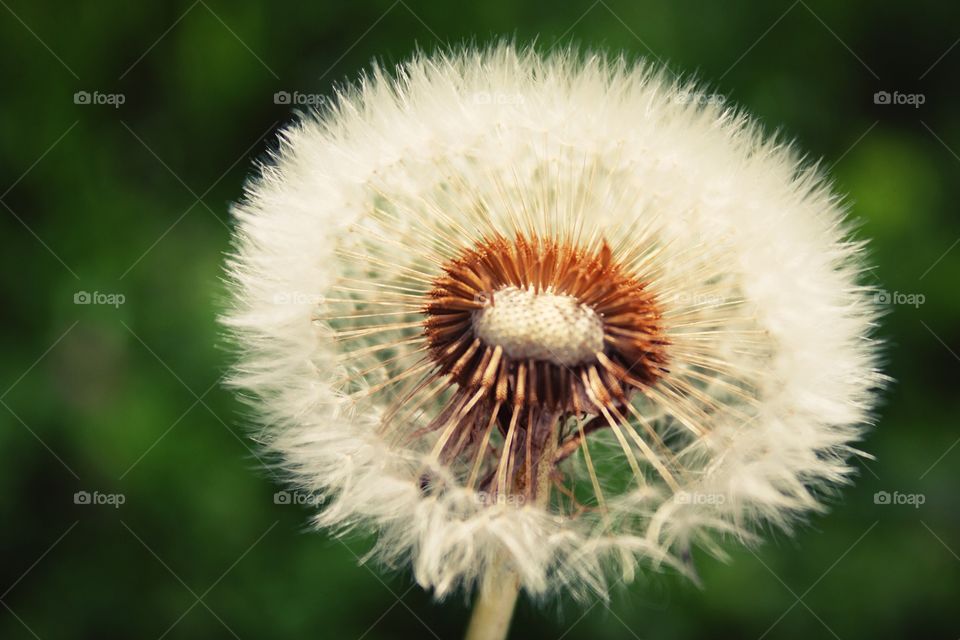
[223,44,884,602]
[471,287,604,366]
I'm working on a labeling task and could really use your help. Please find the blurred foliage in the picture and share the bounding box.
[1,1,958,638]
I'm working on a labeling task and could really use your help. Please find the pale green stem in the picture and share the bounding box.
[464,562,521,640]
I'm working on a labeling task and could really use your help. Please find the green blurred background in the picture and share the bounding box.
[2,1,957,638]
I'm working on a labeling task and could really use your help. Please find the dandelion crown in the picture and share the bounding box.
[224,45,882,601]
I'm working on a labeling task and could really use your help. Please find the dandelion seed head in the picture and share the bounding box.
[223,44,884,601]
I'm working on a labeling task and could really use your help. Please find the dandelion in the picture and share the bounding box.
[224,45,883,639]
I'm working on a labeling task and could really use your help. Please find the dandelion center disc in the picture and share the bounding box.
[471,286,604,367]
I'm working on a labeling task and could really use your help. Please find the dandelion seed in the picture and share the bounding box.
[223,44,883,638]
